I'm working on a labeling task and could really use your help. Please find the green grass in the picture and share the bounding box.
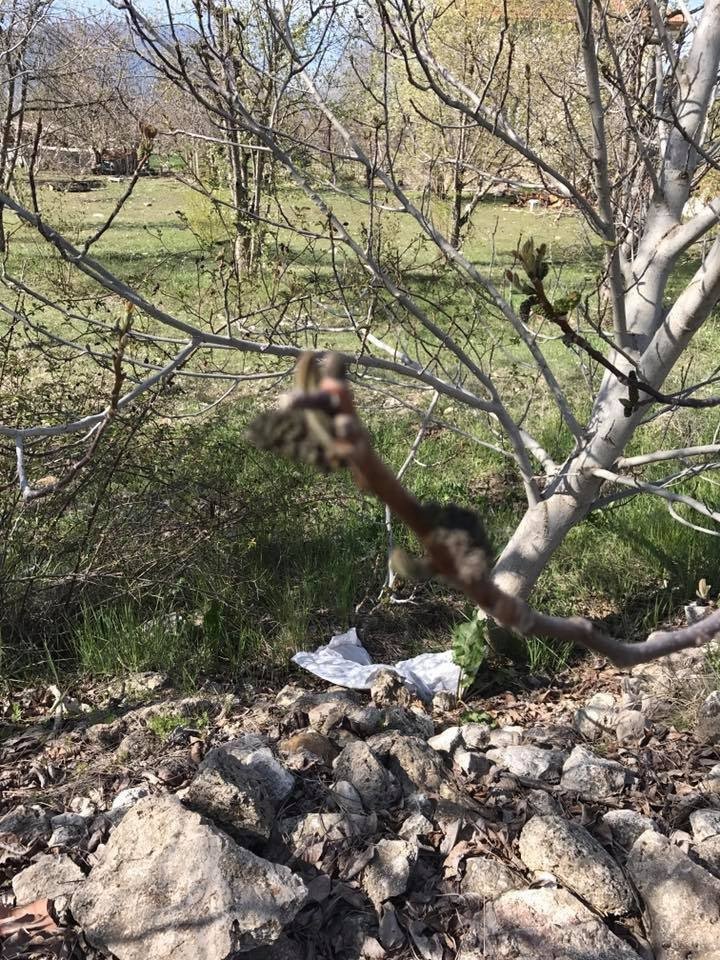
[1,171,719,684]
[145,709,210,740]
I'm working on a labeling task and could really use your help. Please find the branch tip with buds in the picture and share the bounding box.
[247,352,720,667]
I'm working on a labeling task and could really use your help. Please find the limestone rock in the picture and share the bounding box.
[615,709,647,744]
[561,745,628,800]
[333,741,400,811]
[109,786,150,822]
[370,670,414,708]
[453,746,491,777]
[484,887,643,959]
[485,745,565,781]
[428,726,462,754]
[600,809,657,851]
[48,813,89,850]
[381,706,434,739]
[627,829,720,960]
[363,838,417,905]
[285,811,377,851]
[185,744,275,845]
[0,805,50,846]
[330,780,365,815]
[519,815,634,915]
[71,795,307,960]
[573,692,617,742]
[461,857,523,900]
[278,730,339,767]
[12,854,84,904]
[696,690,720,744]
[221,738,295,808]
[689,808,720,843]
[366,732,459,801]
[461,723,491,749]
[487,726,524,748]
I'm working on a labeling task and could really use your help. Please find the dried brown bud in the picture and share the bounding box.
[246,409,346,472]
[423,502,492,583]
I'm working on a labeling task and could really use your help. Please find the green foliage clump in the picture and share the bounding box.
[452,613,488,693]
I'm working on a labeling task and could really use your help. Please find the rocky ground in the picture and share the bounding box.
[3,641,720,960]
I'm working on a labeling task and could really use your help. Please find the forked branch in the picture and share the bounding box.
[249,353,720,667]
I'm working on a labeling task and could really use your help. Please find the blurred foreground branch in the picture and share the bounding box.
[249,353,720,668]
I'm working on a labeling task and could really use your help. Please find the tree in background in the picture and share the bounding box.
[2,0,720,661]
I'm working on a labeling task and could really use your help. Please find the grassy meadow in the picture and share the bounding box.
[1,172,719,687]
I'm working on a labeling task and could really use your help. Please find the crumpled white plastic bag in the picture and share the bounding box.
[291,628,460,700]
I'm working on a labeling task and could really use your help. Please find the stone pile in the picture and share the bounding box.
[2,666,720,959]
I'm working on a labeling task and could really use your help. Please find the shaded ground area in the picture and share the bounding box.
[2,628,720,959]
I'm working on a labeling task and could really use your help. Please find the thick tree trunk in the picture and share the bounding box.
[491,489,595,599]
[492,374,643,599]
[492,232,720,609]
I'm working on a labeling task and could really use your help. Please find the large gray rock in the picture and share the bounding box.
[428,726,462,754]
[485,745,565,781]
[453,746,491,777]
[627,829,720,960]
[694,835,720,877]
[483,887,642,959]
[71,795,307,960]
[600,809,657,852]
[689,808,720,843]
[461,723,491,749]
[184,745,275,845]
[0,805,50,846]
[48,812,89,849]
[573,693,617,741]
[285,811,377,851]
[487,726,524,748]
[370,670,414,708]
[519,815,634,915]
[366,732,460,801]
[333,741,400,811]
[221,738,295,808]
[381,707,434,739]
[461,857,523,900]
[615,709,647,744]
[363,838,417,905]
[561,745,628,800]
[12,854,84,904]
[696,690,720,744]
